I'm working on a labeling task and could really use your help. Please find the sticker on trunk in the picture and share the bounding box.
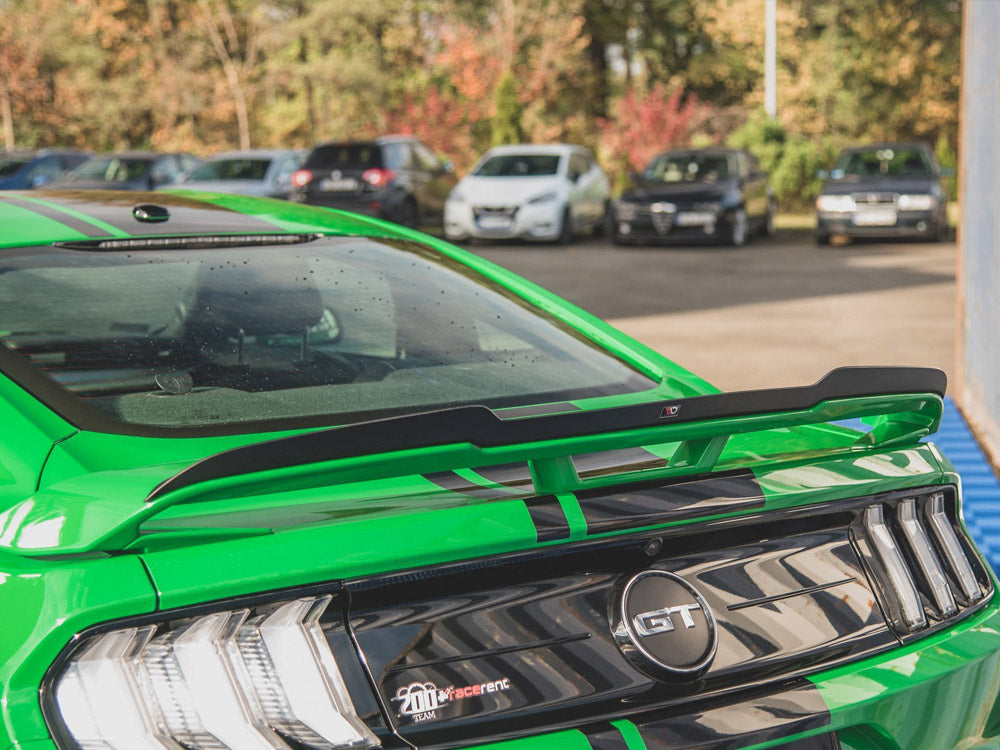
[393,678,512,723]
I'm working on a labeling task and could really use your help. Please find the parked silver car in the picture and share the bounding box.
[173,149,306,199]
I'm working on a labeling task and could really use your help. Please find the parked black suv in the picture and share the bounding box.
[291,136,457,230]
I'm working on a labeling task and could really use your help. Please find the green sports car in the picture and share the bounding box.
[0,189,995,750]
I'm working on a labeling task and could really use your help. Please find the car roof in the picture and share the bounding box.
[93,151,193,160]
[484,143,580,155]
[840,142,931,153]
[0,189,397,248]
[204,149,305,160]
[655,147,739,156]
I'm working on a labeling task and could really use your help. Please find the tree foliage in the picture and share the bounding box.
[0,0,962,206]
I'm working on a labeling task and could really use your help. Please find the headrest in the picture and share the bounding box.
[186,261,324,340]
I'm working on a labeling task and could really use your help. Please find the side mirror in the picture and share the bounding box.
[940,167,956,177]
[274,174,291,188]
[440,159,455,174]
[815,169,829,180]
[29,173,54,188]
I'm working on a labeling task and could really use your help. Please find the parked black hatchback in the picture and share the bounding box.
[612,148,774,247]
[290,136,457,230]
[814,143,950,244]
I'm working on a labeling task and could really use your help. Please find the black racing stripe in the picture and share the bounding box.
[577,469,764,535]
[423,471,516,500]
[0,195,108,237]
[583,681,832,750]
[573,446,668,479]
[525,494,571,542]
[31,190,283,237]
[473,461,534,488]
[583,722,629,750]
[497,401,580,418]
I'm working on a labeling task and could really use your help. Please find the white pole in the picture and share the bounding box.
[765,0,777,118]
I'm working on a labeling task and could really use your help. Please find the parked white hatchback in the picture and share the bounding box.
[444,144,610,243]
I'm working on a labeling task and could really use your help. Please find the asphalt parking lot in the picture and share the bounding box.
[461,229,957,392]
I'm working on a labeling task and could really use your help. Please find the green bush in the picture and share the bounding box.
[728,110,836,211]
[935,132,958,202]
[491,73,523,146]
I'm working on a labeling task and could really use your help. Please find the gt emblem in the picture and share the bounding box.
[633,603,702,635]
[660,405,681,418]
[614,570,718,677]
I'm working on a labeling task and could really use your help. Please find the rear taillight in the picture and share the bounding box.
[361,168,395,188]
[856,490,988,635]
[291,169,314,189]
[51,595,378,750]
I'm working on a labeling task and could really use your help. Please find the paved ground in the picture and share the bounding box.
[462,229,957,392]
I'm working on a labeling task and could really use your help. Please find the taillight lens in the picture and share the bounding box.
[52,596,378,750]
[361,168,394,188]
[856,490,987,635]
[291,169,314,189]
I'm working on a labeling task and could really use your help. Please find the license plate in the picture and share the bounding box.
[319,177,359,192]
[478,217,513,230]
[675,211,715,226]
[853,210,897,226]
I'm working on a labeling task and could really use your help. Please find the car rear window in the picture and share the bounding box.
[473,154,562,177]
[0,236,655,434]
[187,159,272,181]
[305,144,383,170]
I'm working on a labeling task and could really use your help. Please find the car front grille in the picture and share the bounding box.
[851,192,898,206]
[473,206,518,219]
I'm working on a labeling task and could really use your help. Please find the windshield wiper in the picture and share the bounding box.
[146,366,946,503]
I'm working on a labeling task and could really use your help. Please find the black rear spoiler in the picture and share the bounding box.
[146,366,946,503]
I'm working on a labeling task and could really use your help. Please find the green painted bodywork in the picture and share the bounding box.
[0,191,998,750]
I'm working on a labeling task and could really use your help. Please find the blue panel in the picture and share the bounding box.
[935,399,1000,573]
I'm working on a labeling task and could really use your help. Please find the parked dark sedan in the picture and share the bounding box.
[815,143,950,244]
[290,135,457,230]
[611,148,774,246]
[0,149,91,190]
[52,151,201,191]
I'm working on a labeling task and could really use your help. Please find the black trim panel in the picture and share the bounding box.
[582,681,831,750]
[0,195,108,237]
[525,495,572,542]
[577,469,764,535]
[146,366,946,502]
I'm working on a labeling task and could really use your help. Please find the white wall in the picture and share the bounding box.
[958,0,1000,457]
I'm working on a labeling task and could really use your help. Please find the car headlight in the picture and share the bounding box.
[897,194,936,211]
[50,595,378,750]
[816,194,856,212]
[615,201,638,221]
[527,191,558,204]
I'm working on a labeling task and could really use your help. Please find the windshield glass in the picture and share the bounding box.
[0,157,31,177]
[187,158,271,181]
[643,153,731,183]
[69,157,151,182]
[0,237,654,432]
[834,147,933,178]
[473,154,561,177]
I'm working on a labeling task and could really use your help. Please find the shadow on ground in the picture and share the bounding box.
[464,229,954,319]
